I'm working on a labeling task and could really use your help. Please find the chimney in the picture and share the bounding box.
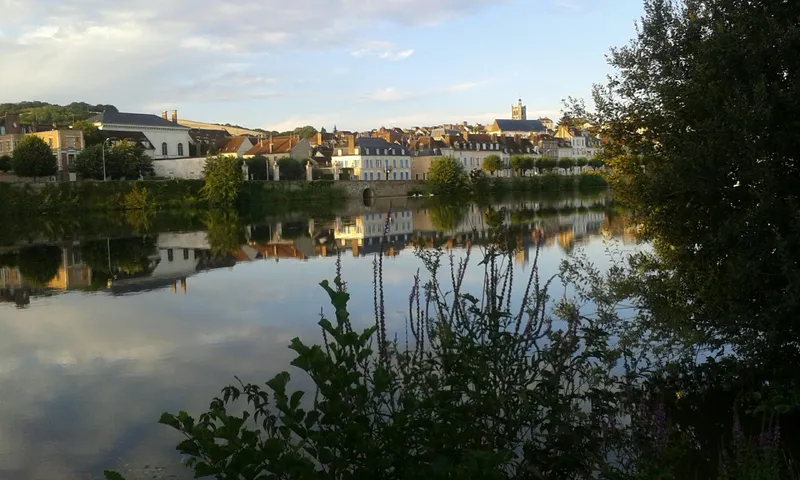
[162,111,168,120]
[347,134,355,155]
[171,110,178,123]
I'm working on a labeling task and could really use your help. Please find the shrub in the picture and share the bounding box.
[574,157,589,168]
[277,157,305,181]
[536,157,558,172]
[122,183,155,211]
[588,158,605,169]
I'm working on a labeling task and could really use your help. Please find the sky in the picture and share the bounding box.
[0,0,644,132]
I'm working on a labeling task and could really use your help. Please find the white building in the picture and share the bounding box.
[89,107,193,160]
[332,137,411,181]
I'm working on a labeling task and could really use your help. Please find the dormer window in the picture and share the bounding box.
[365,148,369,155]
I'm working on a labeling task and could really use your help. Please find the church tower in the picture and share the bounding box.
[511,98,527,120]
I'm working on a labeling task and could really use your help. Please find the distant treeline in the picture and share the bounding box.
[0,101,115,126]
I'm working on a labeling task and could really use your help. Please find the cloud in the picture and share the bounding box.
[0,0,507,109]
[350,41,414,61]
[361,77,496,105]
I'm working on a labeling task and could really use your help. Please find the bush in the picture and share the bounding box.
[574,157,589,168]
[536,157,558,172]
[246,156,269,180]
[12,135,58,179]
[588,158,605,169]
[427,156,468,195]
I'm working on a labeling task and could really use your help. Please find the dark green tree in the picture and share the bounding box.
[427,156,468,195]
[11,136,58,179]
[277,157,304,181]
[74,144,105,179]
[0,154,11,172]
[293,126,318,139]
[246,155,269,180]
[509,154,528,176]
[107,140,154,179]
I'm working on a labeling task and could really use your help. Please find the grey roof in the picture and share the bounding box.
[355,137,409,155]
[89,106,189,129]
[493,119,546,133]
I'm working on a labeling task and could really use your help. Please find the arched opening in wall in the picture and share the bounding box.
[362,188,375,207]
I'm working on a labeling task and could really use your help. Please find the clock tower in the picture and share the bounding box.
[511,99,527,121]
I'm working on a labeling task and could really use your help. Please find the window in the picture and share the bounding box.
[183,249,190,260]
[363,173,368,180]
[377,172,381,180]
[167,249,174,262]
[162,142,168,156]
[178,143,184,156]
[393,172,397,180]
[48,138,53,147]
[370,172,374,180]
[393,159,396,168]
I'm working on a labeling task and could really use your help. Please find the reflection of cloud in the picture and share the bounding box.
[0,234,622,478]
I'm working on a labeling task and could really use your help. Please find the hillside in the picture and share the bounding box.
[0,101,113,126]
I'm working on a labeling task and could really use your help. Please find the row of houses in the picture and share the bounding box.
[1,98,603,181]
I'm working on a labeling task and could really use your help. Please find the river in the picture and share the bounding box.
[0,191,636,479]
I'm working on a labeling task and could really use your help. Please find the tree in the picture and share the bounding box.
[557,158,575,170]
[74,144,105,179]
[106,140,154,179]
[246,156,269,180]
[75,140,153,180]
[574,157,588,168]
[482,154,503,176]
[202,154,243,206]
[427,156,467,195]
[11,135,57,179]
[293,126,318,139]
[72,119,104,147]
[579,0,800,402]
[0,154,11,172]
[277,157,304,181]
[510,155,527,176]
[536,157,557,173]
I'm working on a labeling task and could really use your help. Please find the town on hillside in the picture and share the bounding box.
[0,99,603,182]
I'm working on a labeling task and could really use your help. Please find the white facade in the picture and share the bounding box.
[440,147,511,174]
[152,157,206,180]
[332,153,412,181]
[95,123,193,160]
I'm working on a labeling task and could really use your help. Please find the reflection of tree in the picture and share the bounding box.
[17,245,62,287]
[280,221,310,240]
[205,210,245,257]
[429,202,468,232]
[81,237,159,287]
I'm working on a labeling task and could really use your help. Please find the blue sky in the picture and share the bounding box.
[0,0,643,131]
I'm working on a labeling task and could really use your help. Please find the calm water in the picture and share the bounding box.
[0,192,636,479]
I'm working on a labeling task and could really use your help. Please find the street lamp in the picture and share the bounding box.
[101,138,113,181]
[384,166,393,180]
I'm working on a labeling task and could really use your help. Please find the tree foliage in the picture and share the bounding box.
[482,154,503,176]
[0,101,111,126]
[536,157,558,172]
[72,119,104,147]
[427,156,467,195]
[277,157,305,181]
[202,154,243,206]
[0,154,11,172]
[246,156,269,180]
[567,0,800,407]
[510,155,534,176]
[74,140,153,180]
[11,135,57,179]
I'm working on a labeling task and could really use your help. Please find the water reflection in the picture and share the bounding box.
[0,193,634,479]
